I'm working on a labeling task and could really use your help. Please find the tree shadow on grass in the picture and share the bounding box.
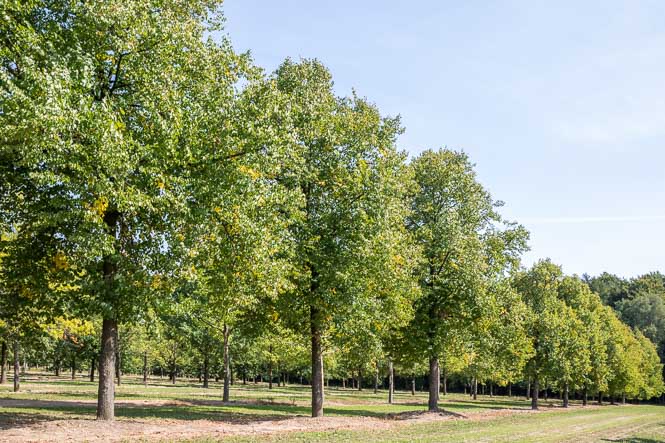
[438,399,531,411]
[601,439,665,443]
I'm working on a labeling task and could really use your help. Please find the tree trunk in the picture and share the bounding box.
[310,306,324,417]
[563,382,569,408]
[203,352,209,389]
[473,378,478,400]
[89,357,95,382]
[508,382,512,397]
[358,367,363,391]
[13,339,19,392]
[622,392,626,405]
[388,359,394,404]
[582,385,587,406]
[223,323,231,402]
[526,379,531,399]
[268,345,273,390]
[0,341,7,384]
[598,391,603,405]
[374,365,379,394]
[442,370,447,396]
[115,327,121,386]
[96,318,117,420]
[531,377,539,410]
[489,382,493,397]
[143,351,148,386]
[71,355,76,380]
[428,356,439,411]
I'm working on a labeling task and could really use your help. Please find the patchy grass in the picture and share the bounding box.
[0,373,663,442]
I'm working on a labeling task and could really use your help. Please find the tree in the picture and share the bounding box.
[272,59,418,417]
[404,149,528,411]
[1,0,250,419]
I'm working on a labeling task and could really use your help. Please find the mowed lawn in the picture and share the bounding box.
[0,373,663,442]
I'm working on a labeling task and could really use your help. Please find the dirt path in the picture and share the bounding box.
[0,398,562,442]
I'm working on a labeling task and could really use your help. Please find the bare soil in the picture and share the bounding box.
[0,397,546,442]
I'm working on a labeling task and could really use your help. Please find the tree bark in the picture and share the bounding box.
[442,370,447,396]
[374,365,379,394]
[0,341,7,384]
[622,392,626,405]
[508,382,512,397]
[582,385,587,406]
[223,323,231,402]
[115,328,121,386]
[268,344,273,390]
[71,355,76,380]
[473,378,478,400]
[143,351,148,386]
[489,382,493,397]
[531,377,539,410]
[598,391,603,405]
[96,318,117,420]
[310,305,324,417]
[563,382,569,408]
[358,368,363,391]
[203,352,209,389]
[428,356,439,411]
[388,359,394,404]
[13,339,19,392]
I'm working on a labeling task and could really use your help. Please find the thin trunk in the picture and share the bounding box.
[55,360,60,377]
[411,376,416,395]
[507,382,512,397]
[310,305,324,417]
[268,345,273,390]
[582,385,588,406]
[373,365,379,394]
[489,382,493,397]
[96,318,117,420]
[428,356,440,411]
[342,378,346,389]
[89,357,95,382]
[473,378,478,400]
[598,391,603,405]
[442,370,447,396]
[115,328,121,386]
[203,352,209,389]
[12,339,19,392]
[563,382,569,408]
[223,323,231,402]
[358,367,363,391]
[526,379,531,399]
[143,351,148,386]
[71,355,76,380]
[622,392,626,405]
[531,377,539,410]
[0,341,7,384]
[388,359,394,404]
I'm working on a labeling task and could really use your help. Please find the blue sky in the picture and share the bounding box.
[222,0,665,278]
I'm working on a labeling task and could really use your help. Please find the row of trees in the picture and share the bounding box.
[1,0,663,420]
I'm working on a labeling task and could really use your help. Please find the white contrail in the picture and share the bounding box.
[521,215,665,225]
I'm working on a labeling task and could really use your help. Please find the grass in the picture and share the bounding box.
[0,372,663,442]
